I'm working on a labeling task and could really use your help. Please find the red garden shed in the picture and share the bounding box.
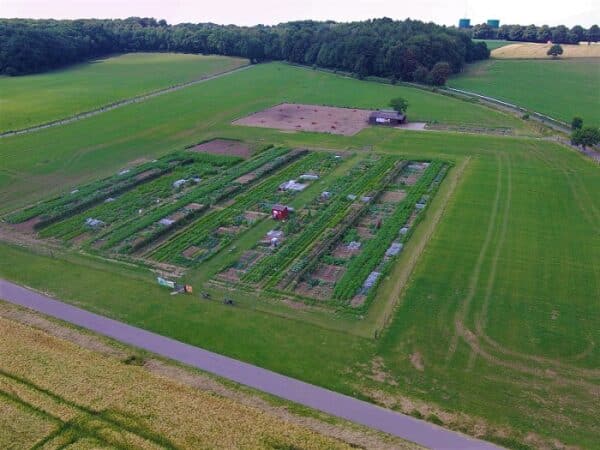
[271,204,289,220]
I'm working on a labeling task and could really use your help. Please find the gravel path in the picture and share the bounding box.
[0,278,501,450]
[0,65,251,138]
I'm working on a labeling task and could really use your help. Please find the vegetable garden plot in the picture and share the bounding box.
[39,158,226,242]
[150,152,343,266]
[5,152,234,228]
[243,156,401,288]
[93,146,296,252]
[6,141,448,317]
[288,161,447,311]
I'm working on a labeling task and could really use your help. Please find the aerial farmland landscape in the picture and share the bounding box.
[0,2,598,449]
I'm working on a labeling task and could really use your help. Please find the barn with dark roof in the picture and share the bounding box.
[368,110,406,126]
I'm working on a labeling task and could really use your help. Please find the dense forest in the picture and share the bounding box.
[470,22,599,44]
[0,17,489,84]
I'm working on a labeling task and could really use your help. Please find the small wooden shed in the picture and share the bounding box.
[271,204,289,220]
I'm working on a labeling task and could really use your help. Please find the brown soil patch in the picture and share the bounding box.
[332,242,361,259]
[235,173,257,184]
[380,190,407,203]
[91,239,106,249]
[313,264,345,283]
[368,357,398,386]
[233,103,372,136]
[397,173,419,186]
[356,226,374,239]
[184,202,204,211]
[135,168,161,181]
[350,295,366,308]
[166,211,186,222]
[410,352,424,372]
[217,225,241,235]
[295,282,333,300]
[12,216,42,233]
[70,232,90,246]
[219,268,241,282]
[190,139,252,159]
[405,210,420,227]
[182,245,201,259]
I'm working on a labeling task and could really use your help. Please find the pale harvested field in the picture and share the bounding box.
[492,42,600,59]
[0,304,417,450]
[233,103,372,135]
[0,316,354,449]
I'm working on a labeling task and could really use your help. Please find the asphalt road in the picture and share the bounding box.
[0,278,501,450]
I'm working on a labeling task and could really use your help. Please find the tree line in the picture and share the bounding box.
[0,17,489,84]
[470,23,599,44]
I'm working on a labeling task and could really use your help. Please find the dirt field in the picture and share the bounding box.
[313,264,345,283]
[233,103,372,136]
[492,42,600,59]
[380,190,407,203]
[189,139,252,158]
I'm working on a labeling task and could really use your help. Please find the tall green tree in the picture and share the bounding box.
[547,44,564,58]
[571,117,583,130]
[571,126,600,148]
[389,97,408,114]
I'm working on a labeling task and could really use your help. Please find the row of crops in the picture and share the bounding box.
[243,155,400,286]
[151,152,342,265]
[332,161,445,301]
[39,159,226,241]
[6,152,236,227]
[94,146,295,251]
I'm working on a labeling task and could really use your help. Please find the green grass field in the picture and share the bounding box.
[0,59,598,448]
[473,39,513,51]
[0,62,526,213]
[449,58,600,126]
[0,53,247,132]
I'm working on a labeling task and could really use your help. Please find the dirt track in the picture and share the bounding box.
[0,278,501,450]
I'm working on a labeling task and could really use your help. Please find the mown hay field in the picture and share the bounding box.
[0,314,357,449]
[492,42,600,59]
[450,58,600,126]
[0,53,248,133]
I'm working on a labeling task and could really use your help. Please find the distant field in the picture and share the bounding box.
[0,53,248,132]
[450,58,600,126]
[0,312,370,449]
[473,39,512,51]
[492,42,600,58]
